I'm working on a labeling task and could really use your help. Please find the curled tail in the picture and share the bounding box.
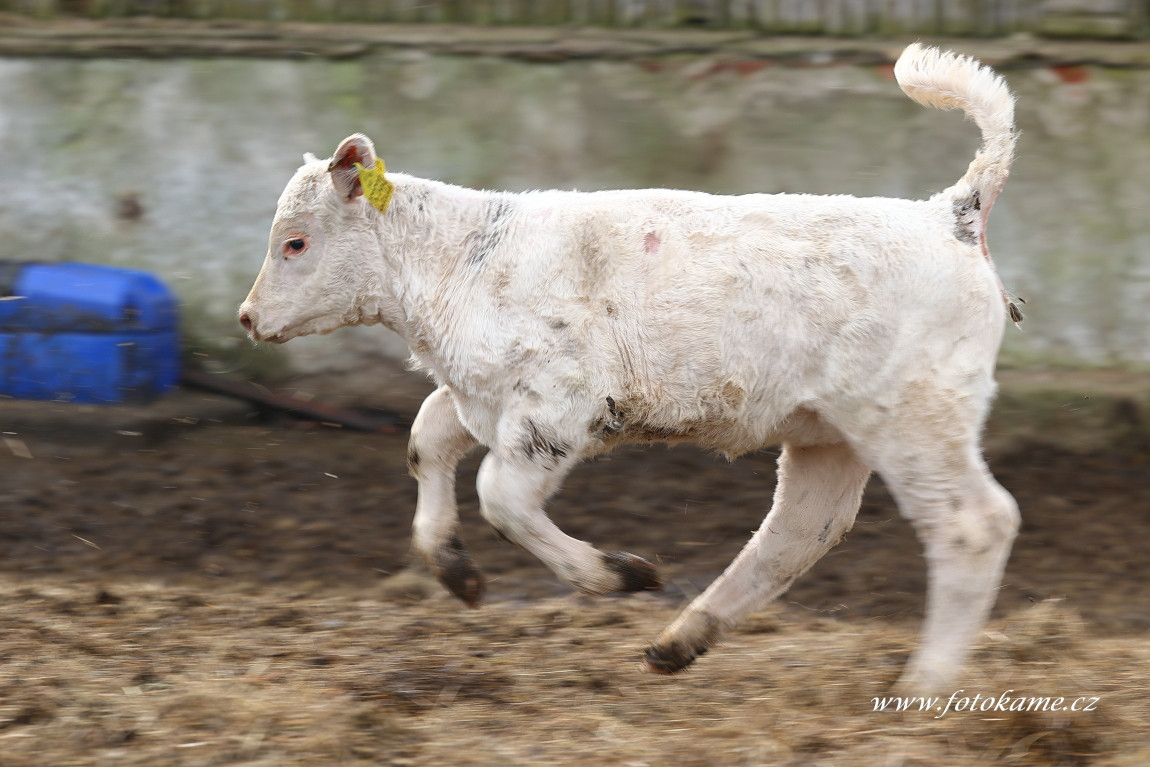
[895,43,1017,211]
[896,43,1023,322]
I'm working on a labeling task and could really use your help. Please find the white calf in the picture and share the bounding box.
[240,44,1021,693]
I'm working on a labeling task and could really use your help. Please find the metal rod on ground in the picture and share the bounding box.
[180,369,402,434]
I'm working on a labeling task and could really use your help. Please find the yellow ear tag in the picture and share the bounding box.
[355,158,395,214]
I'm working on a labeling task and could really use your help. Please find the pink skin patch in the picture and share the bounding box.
[643,232,660,255]
[976,194,1018,317]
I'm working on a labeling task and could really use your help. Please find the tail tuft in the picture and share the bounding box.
[895,43,1017,208]
[896,44,1020,321]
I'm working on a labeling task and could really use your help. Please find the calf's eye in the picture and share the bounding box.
[283,237,308,256]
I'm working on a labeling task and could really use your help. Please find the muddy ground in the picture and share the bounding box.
[0,367,1147,766]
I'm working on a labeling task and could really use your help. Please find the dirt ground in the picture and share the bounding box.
[0,366,1147,766]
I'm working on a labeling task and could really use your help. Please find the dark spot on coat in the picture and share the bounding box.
[519,419,571,464]
[410,186,432,215]
[466,197,514,266]
[602,552,662,592]
[953,191,981,246]
[549,319,569,331]
[407,446,421,475]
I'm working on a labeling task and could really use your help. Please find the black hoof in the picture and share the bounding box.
[602,551,663,593]
[643,641,707,675]
[434,534,486,608]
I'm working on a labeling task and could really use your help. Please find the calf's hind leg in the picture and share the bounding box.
[851,375,1019,694]
[645,441,871,673]
[883,456,1019,694]
[408,387,484,606]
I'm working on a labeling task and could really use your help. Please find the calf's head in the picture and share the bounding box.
[239,133,391,343]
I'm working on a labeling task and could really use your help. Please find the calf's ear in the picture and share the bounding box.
[328,134,378,201]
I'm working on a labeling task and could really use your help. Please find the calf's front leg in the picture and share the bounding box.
[476,439,662,596]
[408,387,484,605]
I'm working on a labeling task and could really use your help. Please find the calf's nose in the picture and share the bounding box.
[239,311,253,333]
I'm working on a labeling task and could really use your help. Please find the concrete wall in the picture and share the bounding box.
[3,0,1146,39]
[0,42,1147,376]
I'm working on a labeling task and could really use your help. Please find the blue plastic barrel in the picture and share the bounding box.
[0,262,180,403]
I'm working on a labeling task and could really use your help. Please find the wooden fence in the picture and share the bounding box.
[1,0,1146,38]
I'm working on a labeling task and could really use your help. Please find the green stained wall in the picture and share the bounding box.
[0,50,1146,374]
